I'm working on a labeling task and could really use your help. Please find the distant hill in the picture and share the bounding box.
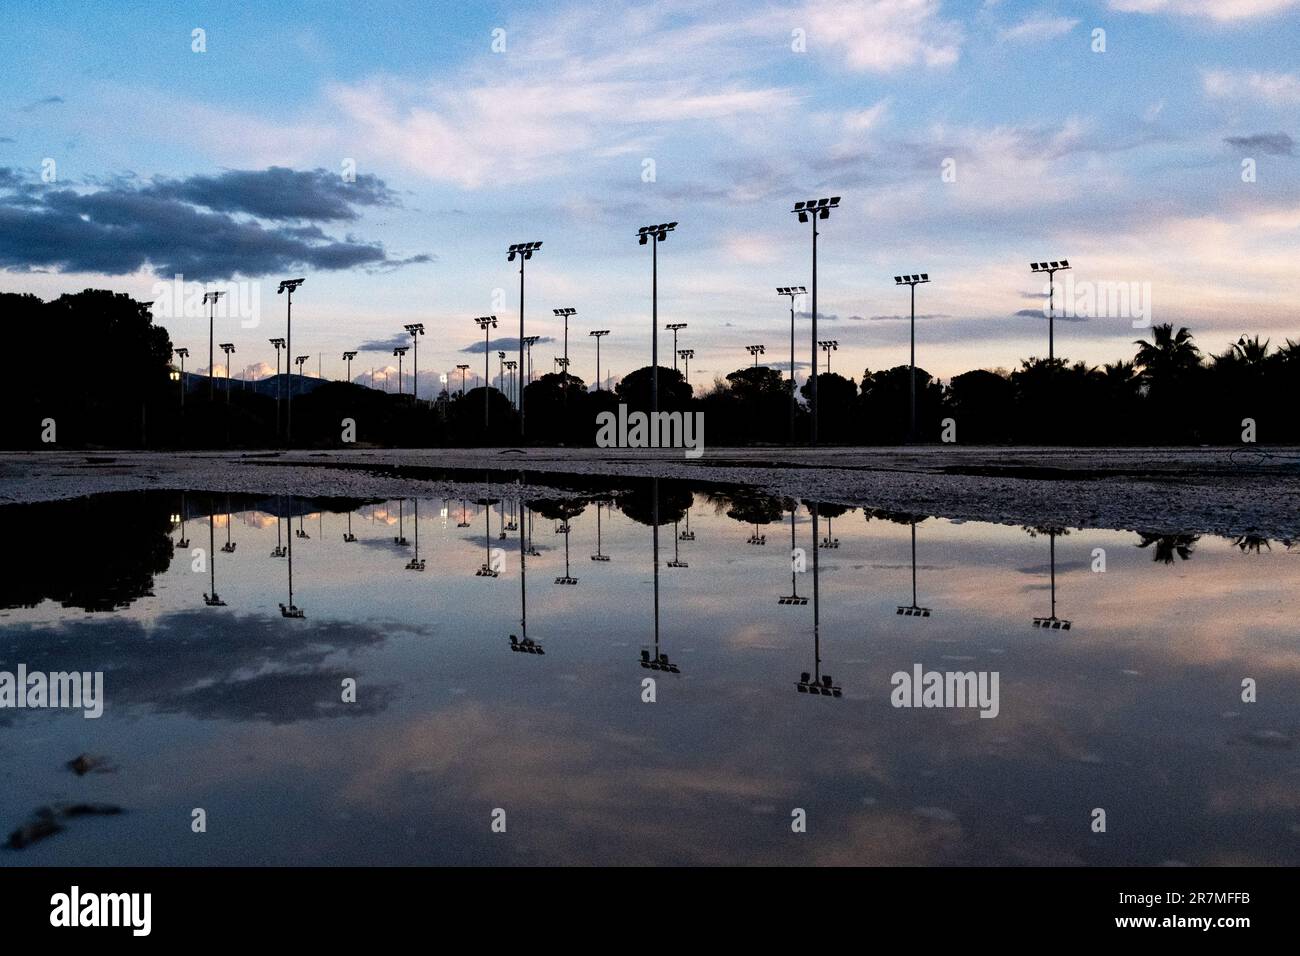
[181,371,343,398]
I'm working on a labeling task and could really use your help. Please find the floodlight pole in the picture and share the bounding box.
[667,323,686,370]
[590,330,609,391]
[276,279,304,443]
[203,290,225,402]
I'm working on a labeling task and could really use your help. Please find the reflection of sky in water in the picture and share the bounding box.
[1,492,1296,865]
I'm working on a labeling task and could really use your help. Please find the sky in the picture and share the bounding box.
[1,0,1297,391]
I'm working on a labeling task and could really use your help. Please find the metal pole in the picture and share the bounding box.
[208,299,215,402]
[789,301,796,443]
[518,259,526,439]
[811,217,818,446]
[484,325,490,430]
[285,288,293,443]
[652,237,658,415]
[1049,270,1055,363]
[909,281,916,443]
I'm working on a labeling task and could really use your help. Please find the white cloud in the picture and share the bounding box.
[327,4,800,188]
[800,0,962,72]
[1203,69,1300,104]
[1110,0,1300,22]
[997,14,1080,42]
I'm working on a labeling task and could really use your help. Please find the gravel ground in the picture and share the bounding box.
[3,446,1298,538]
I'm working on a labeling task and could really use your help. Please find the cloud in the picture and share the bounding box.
[1204,69,1300,104]
[355,334,412,352]
[1223,132,1295,155]
[462,336,554,353]
[1110,0,1300,22]
[19,95,63,112]
[0,166,426,281]
[144,167,398,221]
[801,0,963,72]
[327,5,799,188]
[997,14,1080,42]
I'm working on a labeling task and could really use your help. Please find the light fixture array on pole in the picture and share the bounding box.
[202,289,226,402]
[677,348,693,388]
[746,344,766,368]
[1030,260,1071,363]
[791,197,839,445]
[276,278,304,442]
[777,286,805,443]
[637,221,677,415]
[666,323,687,370]
[392,346,408,395]
[817,339,838,375]
[507,242,542,439]
[893,273,930,442]
[403,323,424,400]
[589,330,609,391]
[474,315,498,429]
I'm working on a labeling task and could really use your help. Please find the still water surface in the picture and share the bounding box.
[1,485,1296,865]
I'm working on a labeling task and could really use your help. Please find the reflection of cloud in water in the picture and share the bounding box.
[0,611,408,725]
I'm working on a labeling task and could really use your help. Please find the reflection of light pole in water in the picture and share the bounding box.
[406,499,425,570]
[203,511,226,606]
[896,516,932,617]
[778,508,807,605]
[796,502,841,697]
[393,499,408,547]
[476,497,499,577]
[510,500,544,655]
[667,519,689,568]
[343,510,356,543]
[280,516,304,618]
[220,498,236,553]
[555,519,578,584]
[1032,529,1071,630]
[590,499,611,561]
[639,477,680,673]
[820,512,839,549]
[272,512,286,558]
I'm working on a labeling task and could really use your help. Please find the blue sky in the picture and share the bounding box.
[1,0,1297,390]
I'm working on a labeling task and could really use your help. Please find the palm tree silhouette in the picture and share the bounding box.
[1133,323,1201,391]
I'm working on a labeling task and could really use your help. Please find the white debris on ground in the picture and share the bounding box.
[2,446,1297,539]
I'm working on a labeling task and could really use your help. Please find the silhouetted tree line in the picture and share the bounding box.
[5,289,1297,447]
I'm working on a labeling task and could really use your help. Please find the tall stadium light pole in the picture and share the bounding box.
[456,364,470,398]
[202,290,226,401]
[392,346,408,395]
[507,242,542,439]
[219,343,236,401]
[678,348,693,387]
[504,360,518,405]
[474,315,498,429]
[174,348,188,408]
[497,350,506,399]
[746,344,766,368]
[589,330,610,391]
[523,335,539,389]
[817,340,838,375]
[1030,260,1071,363]
[269,338,286,436]
[777,286,805,443]
[276,278,305,442]
[342,350,357,384]
[637,222,677,415]
[893,273,930,442]
[553,307,575,391]
[666,323,687,370]
[404,324,424,400]
[791,197,839,445]
[295,355,308,383]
